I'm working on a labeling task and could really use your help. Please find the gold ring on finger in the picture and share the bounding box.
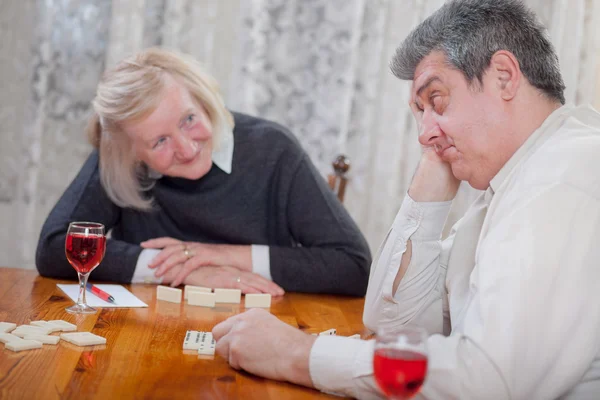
[183,249,194,259]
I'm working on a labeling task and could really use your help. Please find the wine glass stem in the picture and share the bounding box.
[77,272,90,306]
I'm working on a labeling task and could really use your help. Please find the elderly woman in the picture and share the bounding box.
[36,48,371,296]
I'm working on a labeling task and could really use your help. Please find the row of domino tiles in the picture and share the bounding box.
[157,285,271,308]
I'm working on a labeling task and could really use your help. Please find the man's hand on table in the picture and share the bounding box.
[212,308,317,387]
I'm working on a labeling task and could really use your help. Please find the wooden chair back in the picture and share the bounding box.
[327,154,350,203]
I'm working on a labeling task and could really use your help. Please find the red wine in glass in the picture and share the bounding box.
[374,348,428,399]
[66,233,106,274]
[374,326,428,400]
[64,222,106,314]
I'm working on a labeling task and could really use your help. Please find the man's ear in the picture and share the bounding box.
[489,50,521,101]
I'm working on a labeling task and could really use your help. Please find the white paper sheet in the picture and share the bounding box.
[57,284,148,308]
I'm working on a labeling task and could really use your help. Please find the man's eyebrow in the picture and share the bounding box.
[415,76,442,98]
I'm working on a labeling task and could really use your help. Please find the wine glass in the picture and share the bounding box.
[373,326,428,400]
[64,222,106,314]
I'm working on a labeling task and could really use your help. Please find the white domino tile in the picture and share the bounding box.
[6,339,43,352]
[30,320,62,333]
[0,322,16,333]
[188,292,216,307]
[0,332,23,344]
[183,331,202,350]
[318,329,337,336]
[197,332,216,356]
[182,331,215,355]
[156,286,182,303]
[198,344,216,356]
[12,325,52,337]
[184,285,211,300]
[48,320,77,332]
[23,334,61,345]
[61,332,107,346]
[244,294,271,308]
[214,289,241,304]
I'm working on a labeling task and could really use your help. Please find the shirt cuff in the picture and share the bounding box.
[131,248,163,284]
[309,336,376,398]
[251,245,271,280]
[393,193,452,241]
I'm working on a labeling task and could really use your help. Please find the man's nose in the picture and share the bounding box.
[418,108,442,147]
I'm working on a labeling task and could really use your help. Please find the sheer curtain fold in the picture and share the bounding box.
[230,0,600,250]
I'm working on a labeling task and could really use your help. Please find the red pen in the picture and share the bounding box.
[86,283,116,303]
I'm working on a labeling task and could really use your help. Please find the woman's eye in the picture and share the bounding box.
[153,137,167,149]
[184,114,195,126]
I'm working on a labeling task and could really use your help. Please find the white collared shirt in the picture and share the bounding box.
[309,105,600,399]
[132,123,272,283]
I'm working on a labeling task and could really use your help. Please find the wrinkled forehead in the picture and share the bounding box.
[411,51,450,94]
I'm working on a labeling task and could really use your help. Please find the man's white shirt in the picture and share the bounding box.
[310,105,600,399]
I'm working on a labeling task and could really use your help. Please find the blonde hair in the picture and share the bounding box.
[87,48,234,210]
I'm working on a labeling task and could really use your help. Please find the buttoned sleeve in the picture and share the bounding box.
[131,249,162,283]
[308,194,452,398]
[363,194,452,335]
[251,244,272,280]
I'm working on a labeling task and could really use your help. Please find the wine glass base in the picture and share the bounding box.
[65,304,97,314]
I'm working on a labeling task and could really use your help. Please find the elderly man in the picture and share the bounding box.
[212,0,600,398]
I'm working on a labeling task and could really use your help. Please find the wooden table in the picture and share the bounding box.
[0,267,367,399]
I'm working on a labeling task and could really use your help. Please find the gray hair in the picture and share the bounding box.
[87,48,234,210]
[391,0,566,104]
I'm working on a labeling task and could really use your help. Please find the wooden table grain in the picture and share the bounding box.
[0,267,368,399]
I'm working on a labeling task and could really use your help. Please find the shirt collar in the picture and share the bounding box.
[489,104,573,194]
[211,123,234,174]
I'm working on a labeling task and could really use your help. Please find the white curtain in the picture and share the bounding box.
[1,0,599,269]
[227,0,600,249]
